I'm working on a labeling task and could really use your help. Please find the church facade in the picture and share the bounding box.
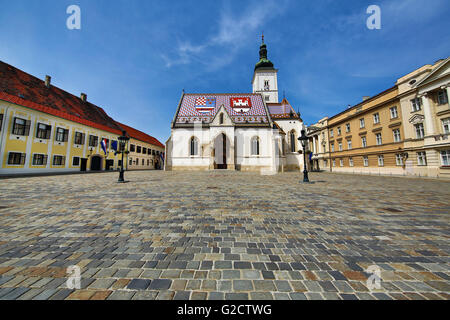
[165,39,305,173]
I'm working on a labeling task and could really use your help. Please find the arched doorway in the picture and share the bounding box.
[214,133,227,169]
[90,155,102,171]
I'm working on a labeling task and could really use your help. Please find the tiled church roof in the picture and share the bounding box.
[174,93,271,125]
[267,98,299,119]
[0,60,164,147]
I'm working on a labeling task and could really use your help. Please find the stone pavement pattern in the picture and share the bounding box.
[0,171,449,300]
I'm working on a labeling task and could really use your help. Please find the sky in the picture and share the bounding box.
[0,0,449,143]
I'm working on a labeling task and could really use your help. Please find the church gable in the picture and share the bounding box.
[415,58,450,88]
[174,93,270,126]
[210,104,233,126]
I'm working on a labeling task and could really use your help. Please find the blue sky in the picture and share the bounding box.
[0,0,449,143]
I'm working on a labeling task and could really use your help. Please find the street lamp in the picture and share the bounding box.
[298,129,310,183]
[117,130,130,183]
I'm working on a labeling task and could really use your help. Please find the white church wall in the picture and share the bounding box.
[235,128,276,171]
[170,127,211,170]
[274,119,305,171]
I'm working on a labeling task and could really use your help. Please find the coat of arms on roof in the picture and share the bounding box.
[195,97,215,113]
[231,97,252,113]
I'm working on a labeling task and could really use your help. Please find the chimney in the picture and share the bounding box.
[80,93,87,102]
[45,75,51,88]
[362,96,370,101]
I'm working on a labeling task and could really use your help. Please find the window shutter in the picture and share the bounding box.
[64,129,69,142]
[20,153,26,165]
[24,120,31,136]
[46,126,51,139]
[43,155,48,165]
[81,133,85,145]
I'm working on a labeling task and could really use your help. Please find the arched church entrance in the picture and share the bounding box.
[214,133,228,169]
[90,155,102,171]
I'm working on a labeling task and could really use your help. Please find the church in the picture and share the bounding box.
[165,37,305,173]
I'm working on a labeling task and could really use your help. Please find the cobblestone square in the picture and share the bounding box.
[0,171,449,300]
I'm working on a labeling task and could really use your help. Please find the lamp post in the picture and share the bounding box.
[298,129,310,183]
[117,130,130,183]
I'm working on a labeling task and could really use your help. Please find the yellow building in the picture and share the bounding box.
[0,61,164,175]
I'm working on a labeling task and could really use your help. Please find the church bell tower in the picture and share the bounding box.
[252,34,279,103]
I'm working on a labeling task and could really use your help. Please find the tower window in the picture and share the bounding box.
[220,113,224,124]
[264,80,270,91]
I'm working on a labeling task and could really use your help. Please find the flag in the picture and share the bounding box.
[101,138,108,155]
[195,97,215,113]
[309,151,313,161]
[111,140,118,152]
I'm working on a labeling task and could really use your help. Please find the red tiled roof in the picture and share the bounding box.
[0,60,123,135]
[116,121,164,148]
[0,60,163,147]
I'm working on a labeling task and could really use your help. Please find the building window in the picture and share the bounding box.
[32,154,48,166]
[142,159,145,165]
[36,123,52,139]
[251,137,260,156]
[393,129,401,142]
[411,98,422,112]
[12,117,31,136]
[441,150,450,166]
[332,159,336,167]
[338,142,342,151]
[373,113,380,124]
[361,136,367,148]
[360,118,365,128]
[143,147,147,154]
[129,158,132,166]
[148,149,152,155]
[376,133,382,145]
[290,131,296,152]
[415,123,424,139]
[147,159,150,166]
[337,127,341,136]
[53,155,65,166]
[74,132,85,145]
[437,90,448,105]
[347,140,352,150]
[264,80,270,91]
[89,135,99,147]
[55,127,69,142]
[152,150,156,155]
[340,159,344,167]
[390,106,398,119]
[349,157,354,167]
[331,143,335,152]
[219,113,224,124]
[378,155,384,167]
[329,129,334,138]
[395,154,403,166]
[345,123,350,133]
[265,95,270,101]
[190,137,198,156]
[417,152,427,166]
[324,159,328,167]
[136,146,142,153]
[7,152,26,165]
[73,157,80,166]
[363,156,369,167]
[0,114,3,131]
[135,158,138,164]
[442,118,450,134]
[129,144,136,152]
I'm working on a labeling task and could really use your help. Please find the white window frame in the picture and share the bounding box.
[417,152,427,166]
[360,118,365,128]
[373,113,380,124]
[390,106,398,119]
[378,155,384,167]
[349,157,354,167]
[395,154,403,166]
[393,129,401,142]
[437,90,448,105]
[442,118,450,134]
[345,123,350,132]
[339,159,344,167]
[376,133,382,145]
[338,142,342,151]
[415,123,424,139]
[441,150,450,166]
[361,136,367,148]
[363,156,369,167]
[347,140,352,150]
[411,98,422,112]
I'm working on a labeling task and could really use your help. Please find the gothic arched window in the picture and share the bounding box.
[251,136,260,155]
[219,113,224,124]
[290,131,296,153]
[190,137,198,156]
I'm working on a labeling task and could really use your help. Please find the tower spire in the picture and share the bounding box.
[262,32,264,44]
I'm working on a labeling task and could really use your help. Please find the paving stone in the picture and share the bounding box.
[127,279,151,290]
[107,290,135,300]
[132,291,158,300]
[173,291,191,300]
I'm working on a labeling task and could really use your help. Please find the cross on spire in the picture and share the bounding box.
[261,32,264,44]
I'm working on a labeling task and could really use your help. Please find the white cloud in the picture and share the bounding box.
[161,0,288,69]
